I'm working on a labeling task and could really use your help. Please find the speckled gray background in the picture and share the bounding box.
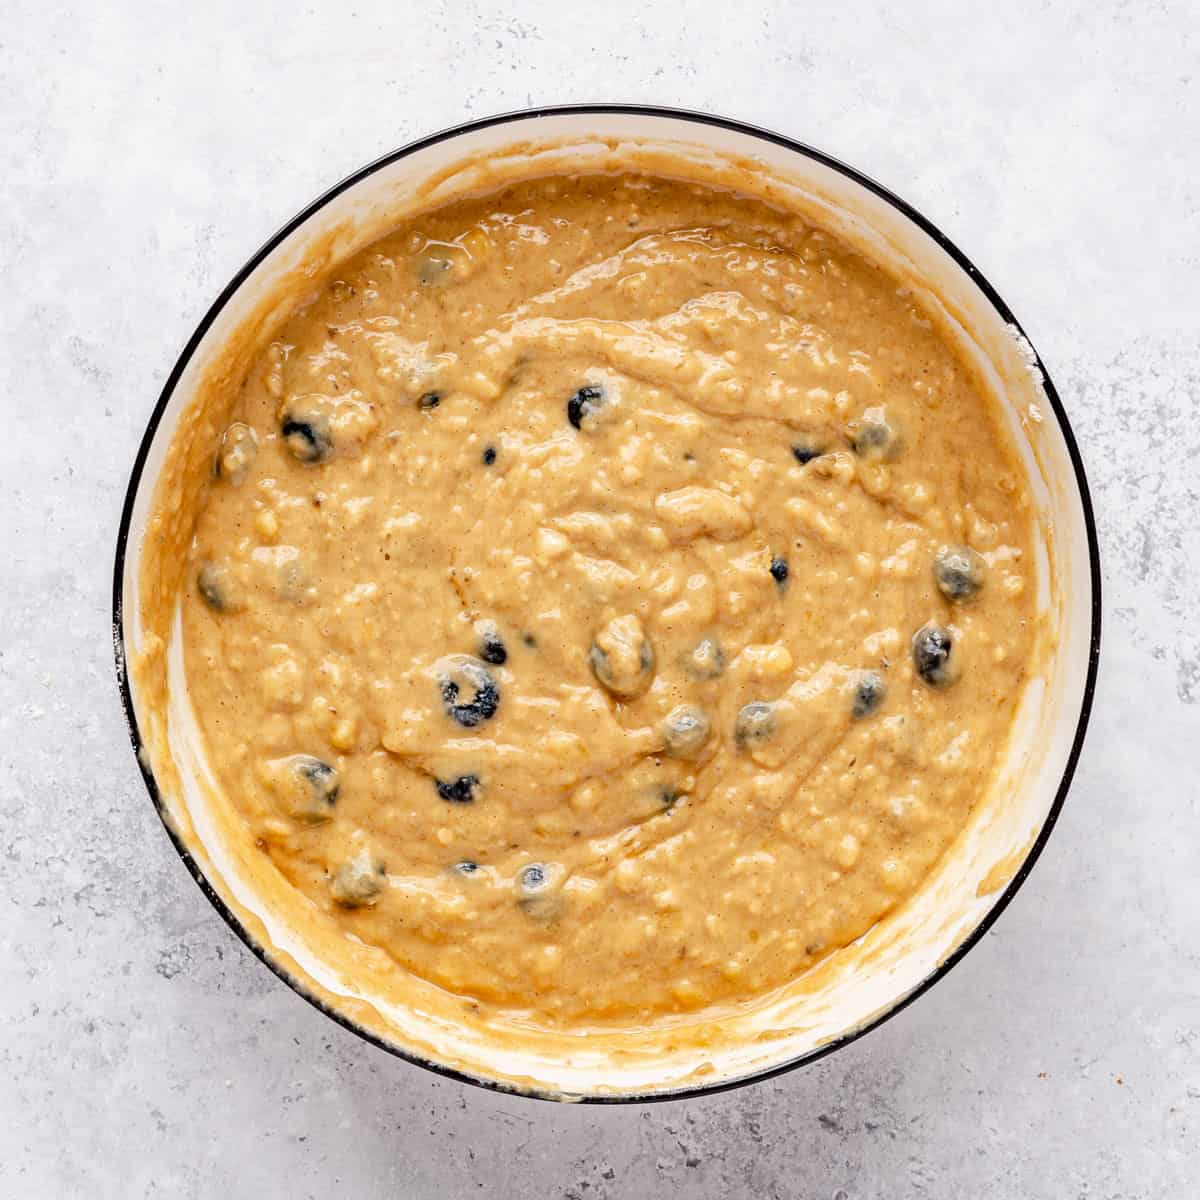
[3,1,1197,1196]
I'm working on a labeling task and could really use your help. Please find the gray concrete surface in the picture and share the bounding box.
[2,1,1197,1195]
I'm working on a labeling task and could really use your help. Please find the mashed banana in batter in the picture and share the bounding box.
[170,172,1034,1027]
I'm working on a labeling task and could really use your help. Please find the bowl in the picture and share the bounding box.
[113,105,1101,1101]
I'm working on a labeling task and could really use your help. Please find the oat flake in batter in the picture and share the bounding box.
[178,172,1035,1026]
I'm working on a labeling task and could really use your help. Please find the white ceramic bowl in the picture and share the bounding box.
[113,106,1101,1101]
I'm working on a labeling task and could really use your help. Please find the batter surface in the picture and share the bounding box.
[178,173,1035,1026]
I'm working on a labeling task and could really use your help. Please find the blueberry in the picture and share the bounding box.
[196,561,243,613]
[849,405,903,461]
[478,626,507,665]
[435,774,480,804]
[330,850,386,908]
[735,701,777,747]
[482,445,497,466]
[791,442,822,465]
[294,756,338,798]
[566,384,605,430]
[196,567,222,610]
[912,623,960,688]
[590,614,655,699]
[663,704,711,759]
[437,656,500,727]
[453,859,480,877]
[418,391,442,410]
[770,556,789,586]
[215,421,258,482]
[517,862,562,919]
[197,562,229,611]
[934,545,986,602]
[280,401,333,464]
[683,637,725,681]
[281,418,325,462]
[519,864,547,891]
[416,250,454,286]
[852,671,887,718]
[270,754,339,823]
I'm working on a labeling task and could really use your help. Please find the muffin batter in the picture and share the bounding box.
[175,173,1035,1026]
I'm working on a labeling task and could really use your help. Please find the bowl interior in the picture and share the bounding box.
[116,108,1097,1100]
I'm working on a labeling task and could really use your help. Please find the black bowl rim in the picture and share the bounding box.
[111,102,1102,1105]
